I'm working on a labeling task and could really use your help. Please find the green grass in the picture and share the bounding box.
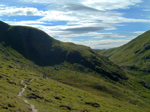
[0,21,150,112]
[95,30,150,84]
[95,30,150,71]
[94,30,150,111]
[0,43,150,112]
[23,77,149,112]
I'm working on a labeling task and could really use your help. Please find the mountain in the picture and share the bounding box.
[95,30,150,73]
[0,21,126,81]
[95,30,150,91]
[0,21,150,111]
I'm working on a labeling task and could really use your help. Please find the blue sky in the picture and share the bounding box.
[0,0,150,49]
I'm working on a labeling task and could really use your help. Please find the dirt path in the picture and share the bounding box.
[18,79,38,112]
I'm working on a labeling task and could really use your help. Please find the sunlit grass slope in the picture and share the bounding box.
[0,44,150,112]
[95,30,150,72]
[95,30,150,98]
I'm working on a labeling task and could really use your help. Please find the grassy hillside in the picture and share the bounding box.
[95,30,150,71]
[0,42,150,112]
[95,30,150,92]
[1,21,150,111]
[0,21,127,81]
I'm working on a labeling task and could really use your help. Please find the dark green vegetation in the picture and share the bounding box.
[0,21,126,81]
[0,21,150,111]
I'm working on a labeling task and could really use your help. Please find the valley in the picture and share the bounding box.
[0,21,150,112]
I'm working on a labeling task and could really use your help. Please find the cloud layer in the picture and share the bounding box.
[0,0,149,49]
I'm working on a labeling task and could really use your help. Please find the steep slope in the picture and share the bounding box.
[95,30,150,90]
[96,30,150,72]
[0,21,127,81]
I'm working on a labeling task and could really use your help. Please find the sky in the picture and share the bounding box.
[0,0,150,49]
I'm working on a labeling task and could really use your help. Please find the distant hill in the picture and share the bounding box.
[95,30,150,72]
[0,21,127,81]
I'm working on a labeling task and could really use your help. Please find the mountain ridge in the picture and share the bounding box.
[0,21,127,81]
[95,30,150,88]
[95,30,150,70]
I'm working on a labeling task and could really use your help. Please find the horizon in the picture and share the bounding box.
[0,0,150,49]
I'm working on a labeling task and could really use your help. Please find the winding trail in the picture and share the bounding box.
[18,79,38,112]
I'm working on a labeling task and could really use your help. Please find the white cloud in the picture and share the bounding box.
[131,31,145,35]
[94,33,125,39]
[1,0,149,49]
[0,6,46,16]
[1,1,148,25]
[40,11,77,22]
[21,0,143,11]
[52,36,129,49]
[20,0,81,4]
[37,4,149,38]
[82,0,143,10]
[75,39,129,49]
[5,20,47,26]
